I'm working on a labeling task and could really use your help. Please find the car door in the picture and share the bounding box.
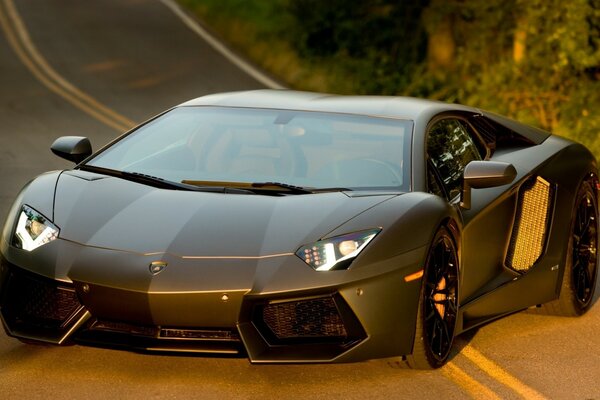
[426,117,525,320]
[427,116,557,328]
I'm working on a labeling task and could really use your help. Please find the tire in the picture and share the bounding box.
[406,226,459,369]
[540,178,599,316]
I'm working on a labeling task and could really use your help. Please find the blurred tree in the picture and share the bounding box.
[286,0,429,93]
[187,0,600,153]
[414,0,600,152]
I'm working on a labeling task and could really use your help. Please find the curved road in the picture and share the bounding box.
[0,1,598,398]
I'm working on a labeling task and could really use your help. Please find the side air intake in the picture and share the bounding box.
[506,176,554,272]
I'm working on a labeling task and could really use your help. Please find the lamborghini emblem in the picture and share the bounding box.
[149,261,167,275]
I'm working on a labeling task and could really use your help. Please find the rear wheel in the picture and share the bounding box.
[406,226,459,369]
[541,179,598,316]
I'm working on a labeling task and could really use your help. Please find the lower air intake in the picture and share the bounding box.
[262,296,347,339]
[2,270,81,329]
[89,320,240,341]
[506,176,554,272]
[160,328,240,341]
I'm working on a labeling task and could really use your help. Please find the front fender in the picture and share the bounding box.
[1,170,63,257]
[327,192,459,269]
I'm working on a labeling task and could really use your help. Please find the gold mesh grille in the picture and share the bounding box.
[506,176,552,271]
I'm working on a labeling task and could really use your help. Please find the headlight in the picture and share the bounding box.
[296,228,381,271]
[13,205,59,251]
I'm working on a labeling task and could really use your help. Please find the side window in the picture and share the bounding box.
[427,119,482,200]
[427,161,445,197]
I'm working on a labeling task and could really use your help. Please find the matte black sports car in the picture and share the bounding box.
[1,90,598,368]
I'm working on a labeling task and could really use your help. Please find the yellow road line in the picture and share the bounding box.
[461,345,549,400]
[0,0,135,132]
[443,361,503,400]
[5,0,135,128]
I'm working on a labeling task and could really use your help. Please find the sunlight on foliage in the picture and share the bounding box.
[180,0,600,156]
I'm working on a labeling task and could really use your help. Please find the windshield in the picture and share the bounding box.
[85,106,412,191]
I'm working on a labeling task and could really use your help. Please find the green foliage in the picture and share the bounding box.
[178,0,285,30]
[181,0,600,155]
[286,0,426,58]
[411,0,600,153]
[285,0,428,94]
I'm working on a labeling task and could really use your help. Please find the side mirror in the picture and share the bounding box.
[50,136,92,164]
[460,161,517,209]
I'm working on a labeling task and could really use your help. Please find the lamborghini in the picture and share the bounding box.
[0,90,598,368]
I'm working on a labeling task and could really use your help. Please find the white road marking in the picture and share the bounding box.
[159,0,285,90]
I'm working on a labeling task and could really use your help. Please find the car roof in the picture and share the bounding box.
[179,90,551,145]
[179,89,478,122]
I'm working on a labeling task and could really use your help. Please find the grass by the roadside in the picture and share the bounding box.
[176,0,360,93]
[177,0,600,161]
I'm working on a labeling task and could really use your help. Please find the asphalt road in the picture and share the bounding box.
[0,1,598,398]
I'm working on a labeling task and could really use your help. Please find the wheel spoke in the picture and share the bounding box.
[430,319,441,355]
[445,277,456,286]
[577,262,591,301]
[446,298,458,314]
[433,247,445,282]
[579,200,589,228]
[429,313,450,357]
[437,315,450,356]
[578,219,591,239]
[425,306,437,322]
[421,231,459,363]
[425,281,437,292]
[573,233,581,248]
[570,187,598,307]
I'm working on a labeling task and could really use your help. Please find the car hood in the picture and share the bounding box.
[53,171,398,256]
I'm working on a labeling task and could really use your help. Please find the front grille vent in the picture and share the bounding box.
[262,296,347,339]
[3,271,81,328]
[90,320,240,342]
[160,328,239,341]
[91,320,157,337]
[506,176,553,272]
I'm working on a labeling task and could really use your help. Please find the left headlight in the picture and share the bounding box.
[296,228,381,271]
[13,205,59,251]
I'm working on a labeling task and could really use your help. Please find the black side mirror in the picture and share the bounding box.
[460,161,517,209]
[50,136,92,164]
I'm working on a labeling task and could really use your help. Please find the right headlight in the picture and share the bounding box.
[296,228,381,271]
[13,205,59,251]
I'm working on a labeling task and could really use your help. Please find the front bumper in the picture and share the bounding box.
[0,240,426,363]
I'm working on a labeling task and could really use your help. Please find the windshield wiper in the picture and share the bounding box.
[252,182,352,194]
[181,179,349,195]
[121,171,255,193]
[312,187,353,193]
[182,180,313,195]
[78,166,252,193]
[121,171,203,191]
[250,182,314,194]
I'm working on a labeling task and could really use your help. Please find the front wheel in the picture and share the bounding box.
[406,226,459,369]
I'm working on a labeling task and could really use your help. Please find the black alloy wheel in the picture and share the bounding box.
[539,178,599,316]
[572,183,598,309]
[407,226,459,369]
